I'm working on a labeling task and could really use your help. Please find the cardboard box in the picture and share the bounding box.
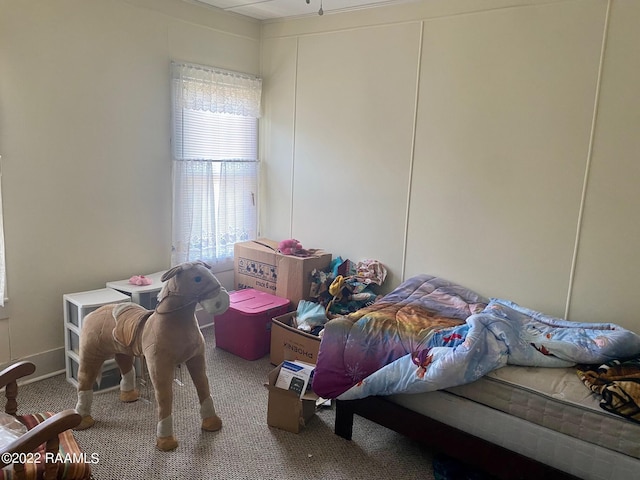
[266,362,319,433]
[234,239,331,305]
[270,312,321,366]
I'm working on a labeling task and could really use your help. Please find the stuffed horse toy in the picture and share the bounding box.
[74,261,230,451]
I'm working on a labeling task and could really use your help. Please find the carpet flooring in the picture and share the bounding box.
[11,327,436,480]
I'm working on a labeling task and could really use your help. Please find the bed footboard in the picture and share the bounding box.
[335,397,580,480]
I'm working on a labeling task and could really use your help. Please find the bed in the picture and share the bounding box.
[311,274,640,480]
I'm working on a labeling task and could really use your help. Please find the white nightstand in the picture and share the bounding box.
[106,271,167,310]
[63,288,131,392]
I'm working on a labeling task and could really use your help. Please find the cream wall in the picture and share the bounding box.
[0,0,260,373]
[260,0,640,333]
[2,0,638,378]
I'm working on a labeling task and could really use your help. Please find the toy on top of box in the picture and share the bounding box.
[214,289,291,361]
[234,239,331,306]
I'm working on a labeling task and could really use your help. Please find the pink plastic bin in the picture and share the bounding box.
[214,289,291,360]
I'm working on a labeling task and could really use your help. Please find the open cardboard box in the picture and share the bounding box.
[270,311,321,366]
[265,361,319,434]
[234,239,331,305]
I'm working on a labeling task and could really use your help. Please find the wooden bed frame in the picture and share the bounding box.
[334,396,581,480]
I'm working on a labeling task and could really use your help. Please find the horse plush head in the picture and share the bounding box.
[157,261,230,316]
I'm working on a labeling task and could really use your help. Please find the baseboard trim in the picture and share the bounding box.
[0,347,66,385]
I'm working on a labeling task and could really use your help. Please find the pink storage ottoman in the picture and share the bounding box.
[214,289,291,360]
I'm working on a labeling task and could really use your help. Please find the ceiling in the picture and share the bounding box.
[191,0,415,21]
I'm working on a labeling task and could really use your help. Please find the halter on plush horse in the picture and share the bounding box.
[74,261,230,451]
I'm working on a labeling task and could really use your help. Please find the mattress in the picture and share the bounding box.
[445,365,640,459]
[388,365,640,480]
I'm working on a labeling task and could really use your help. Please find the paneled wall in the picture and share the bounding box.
[260,0,640,332]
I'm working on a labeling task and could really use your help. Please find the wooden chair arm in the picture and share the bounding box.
[0,409,82,468]
[0,362,36,389]
[1,362,36,415]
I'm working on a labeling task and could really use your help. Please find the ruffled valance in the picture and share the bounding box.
[172,62,262,118]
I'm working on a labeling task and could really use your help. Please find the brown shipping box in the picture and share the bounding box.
[265,363,318,434]
[270,312,321,366]
[234,239,331,305]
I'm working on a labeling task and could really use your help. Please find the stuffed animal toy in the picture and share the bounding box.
[277,238,323,258]
[73,261,230,451]
[277,238,303,256]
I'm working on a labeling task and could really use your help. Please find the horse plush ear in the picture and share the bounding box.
[159,262,199,302]
[161,261,211,282]
[198,260,213,270]
[161,264,185,282]
[157,265,184,309]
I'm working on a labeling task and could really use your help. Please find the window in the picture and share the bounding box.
[171,62,262,268]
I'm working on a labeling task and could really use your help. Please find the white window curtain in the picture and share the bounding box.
[171,62,261,268]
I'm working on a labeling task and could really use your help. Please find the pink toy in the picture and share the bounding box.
[128,275,152,286]
[277,239,304,256]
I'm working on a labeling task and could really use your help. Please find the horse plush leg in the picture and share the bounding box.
[185,355,222,432]
[75,305,120,430]
[115,353,139,402]
[199,397,221,431]
[156,415,176,451]
[148,359,178,451]
[74,356,108,430]
[74,390,95,430]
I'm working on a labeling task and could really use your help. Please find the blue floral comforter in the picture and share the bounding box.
[311,274,640,400]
